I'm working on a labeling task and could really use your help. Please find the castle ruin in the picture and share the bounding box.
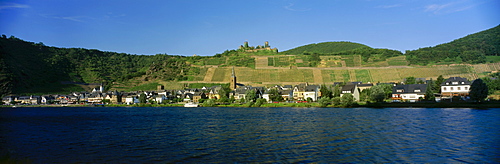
[238,41,278,53]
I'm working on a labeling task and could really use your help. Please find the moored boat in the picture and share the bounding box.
[184,102,199,107]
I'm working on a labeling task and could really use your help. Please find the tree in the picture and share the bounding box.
[229,95,236,103]
[405,77,416,84]
[149,99,157,104]
[461,50,486,64]
[102,99,111,104]
[341,93,355,107]
[218,85,231,99]
[370,85,386,102]
[318,97,331,107]
[139,93,147,104]
[332,97,341,106]
[381,84,394,99]
[268,88,283,102]
[359,88,370,102]
[254,98,267,107]
[245,89,257,102]
[435,75,445,92]
[320,84,333,99]
[333,85,341,97]
[469,79,489,102]
[483,73,500,94]
[425,81,435,101]
[203,99,216,107]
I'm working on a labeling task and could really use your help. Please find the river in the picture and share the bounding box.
[1,107,499,163]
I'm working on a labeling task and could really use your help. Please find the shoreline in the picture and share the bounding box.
[2,101,499,108]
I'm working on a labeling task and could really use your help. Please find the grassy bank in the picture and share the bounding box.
[2,101,499,108]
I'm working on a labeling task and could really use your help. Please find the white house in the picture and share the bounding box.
[392,84,427,102]
[303,85,319,101]
[340,84,360,101]
[441,77,471,98]
[125,95,140,105]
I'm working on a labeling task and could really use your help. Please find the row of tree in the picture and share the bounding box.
[281,42,369,55]
[0,36,194,96]
[406,25,500,65]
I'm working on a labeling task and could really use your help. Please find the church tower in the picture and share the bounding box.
[230,67,237,90]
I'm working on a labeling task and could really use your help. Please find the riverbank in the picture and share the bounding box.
[2,101,499,108]
[363,101,500,108]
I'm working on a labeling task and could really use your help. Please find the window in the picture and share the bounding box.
[450,87,454,90]
[414,90,421,92]
[461,82,465,84]
[457,87,461,90]
[443,87,447,91]
[396,89,404,92]
[465,87,468,90]
[452,82,458,84]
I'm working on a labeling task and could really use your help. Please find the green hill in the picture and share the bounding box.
[406,24,500,65]
[281,42,369,54]
[1,25,499,97]
[0,36,193,96]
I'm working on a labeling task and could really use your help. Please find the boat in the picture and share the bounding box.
[184,102,199,107]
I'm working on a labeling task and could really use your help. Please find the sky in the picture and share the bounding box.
[1,0,499,56]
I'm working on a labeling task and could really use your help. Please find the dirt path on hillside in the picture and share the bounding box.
[349,70,357,81]
[312,69,323,84]
[203,67,216,82]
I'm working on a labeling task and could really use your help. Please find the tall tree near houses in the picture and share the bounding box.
[139,93,147,104]
[320,84,333,99]
[469,79,489,102]
[435,75,445,92]
[370,85,386,102]
[268,88,283,102]
[425,80,435,101]
[245,89,256,102]
[333,85,341,97]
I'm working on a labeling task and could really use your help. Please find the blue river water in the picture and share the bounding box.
[1,107,499,163]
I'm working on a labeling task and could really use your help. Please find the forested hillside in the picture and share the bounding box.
[406,25,500,65]
[281,42,369,54]
[281,42,403,64]
[0,36,191,96]
[1,25,499,96]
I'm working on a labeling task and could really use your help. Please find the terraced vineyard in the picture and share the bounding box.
[117,54,499,90]
[194,63,490,86]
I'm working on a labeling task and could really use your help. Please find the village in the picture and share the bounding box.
[1,66,480,106]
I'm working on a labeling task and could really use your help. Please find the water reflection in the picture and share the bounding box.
[0,107,498,163]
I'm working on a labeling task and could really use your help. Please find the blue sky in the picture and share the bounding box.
[1,0,499,56]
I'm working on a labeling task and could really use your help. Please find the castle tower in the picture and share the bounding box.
[230,67,237,90]
[264,41,269,48]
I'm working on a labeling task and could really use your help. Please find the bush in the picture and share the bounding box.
[341,93,354,107]
[244,101,254,107]
[254,98,267,107]
[332,97,341,106]
[318,97,331,107]
[202,99,216,107]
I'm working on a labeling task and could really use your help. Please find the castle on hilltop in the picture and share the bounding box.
[239,41,278,53]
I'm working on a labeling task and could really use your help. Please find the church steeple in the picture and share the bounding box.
[230,67,237,90]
